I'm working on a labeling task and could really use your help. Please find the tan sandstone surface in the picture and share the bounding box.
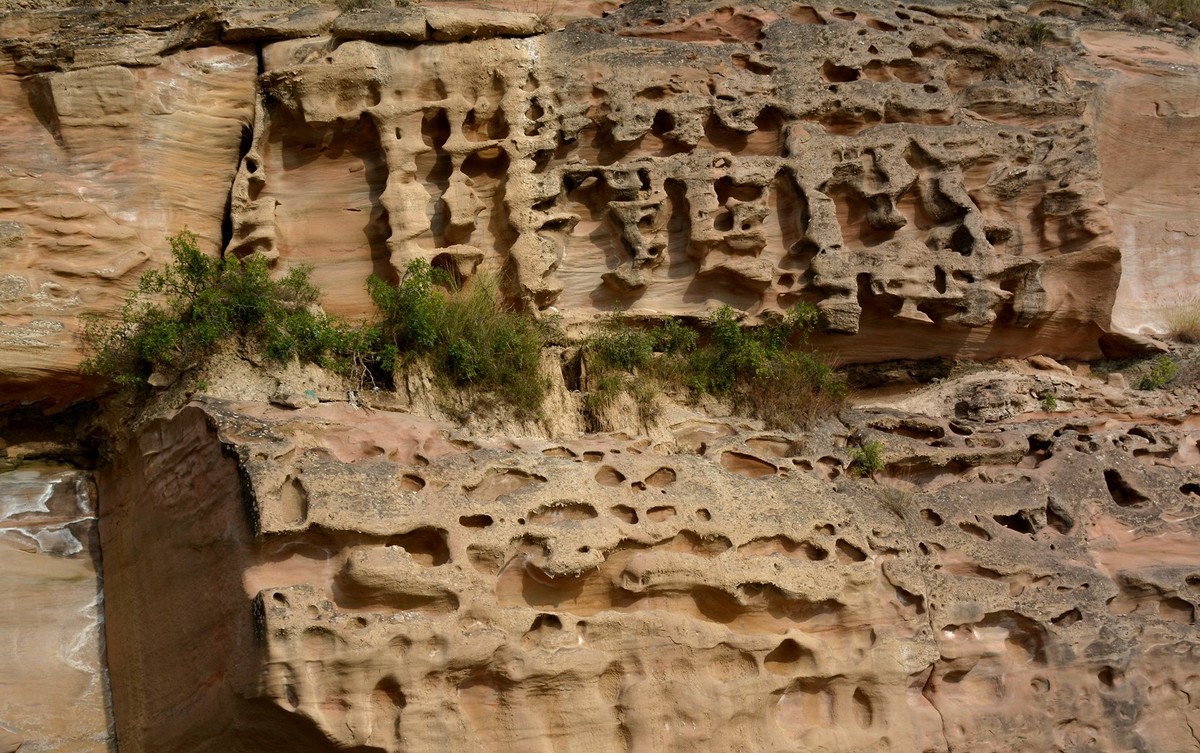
[91,368,1200,753]
[1,2,1199,753]
[0,462,109,753]
[2,0,1198,407]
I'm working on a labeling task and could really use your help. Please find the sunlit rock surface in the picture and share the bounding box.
[96,394,1200,753]
[4,0,1199,406]
[1,2,1199,752]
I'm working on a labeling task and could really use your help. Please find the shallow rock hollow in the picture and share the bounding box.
[94,397,1200,753]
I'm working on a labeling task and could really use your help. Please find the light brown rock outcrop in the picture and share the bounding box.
[245,0,1121,362]
[0,10,257,407]
[96,390,1200,753]
[4,4,1200,752]
[5,0,1200,406]
[1081,28,1200,335]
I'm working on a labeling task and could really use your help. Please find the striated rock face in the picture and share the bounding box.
[0,462,111,752]
[98,395,1200,753]
[1081,28,1200,334]
[0,25,256,405]
[5,0,1200,404]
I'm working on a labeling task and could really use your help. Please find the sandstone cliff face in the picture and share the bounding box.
[95,383,1200,753]
[2,3,1200,753]
[2,0,1196,408]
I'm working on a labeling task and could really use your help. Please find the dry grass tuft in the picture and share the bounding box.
[1163,297,1200,344]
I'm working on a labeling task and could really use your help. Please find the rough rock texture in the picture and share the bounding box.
[246,0,1121,361]
[0,462,111,752]
[4,0,1199,405]
[0,23,256,405]
[97,387,1200,753]
[5,3,1200,752]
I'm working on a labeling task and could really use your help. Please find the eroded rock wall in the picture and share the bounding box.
[97,397,1200,753]
[248,0,1120,362]
[1081,28,1200,334]
[0,8,257,406]
[4,4,1200,752]
[4,0,1198,406]
[97,404,347,753]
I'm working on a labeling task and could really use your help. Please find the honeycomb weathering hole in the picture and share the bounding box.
[721,451,777,478]
[1103,469,1151,508]
[764,638,816,674]
[611,505,639,524]
[399,474,425,492]
[646,505,676,522]
[388,528,451,566]
[459,514,494,528]
[644,467,677,487]
[596,465,627,486]
[528,501,599,524]
[467,468,546,501]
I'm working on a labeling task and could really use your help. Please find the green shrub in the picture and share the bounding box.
[368,260,549,417]
[586,321,656,373]
[1139,355,1179,390]
[580,304,846,431]
[81,230,363,390]
[1038,390,1057,413]
[849,440,886,478]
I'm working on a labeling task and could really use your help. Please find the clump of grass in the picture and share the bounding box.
[81,230,364,390]
[1023,19,1053,47]
[1120,1,1158,25]
[335,0,417,11]
[1095,0,1200,27]
[1163,297,1200,344]
[368,259,549,417]
[580,304,847,431]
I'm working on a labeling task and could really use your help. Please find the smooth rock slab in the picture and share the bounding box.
[0,465,112,753]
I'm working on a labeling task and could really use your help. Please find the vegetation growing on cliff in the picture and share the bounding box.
[1095,0,1200,27]
[81,234,549,415]
[581,304,847,431]
[80,230,361,389]
[84,233,843,427]
[367,260,549,417]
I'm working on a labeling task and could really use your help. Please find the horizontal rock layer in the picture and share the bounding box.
[97,396,1200,753]
[0,0,1197,405]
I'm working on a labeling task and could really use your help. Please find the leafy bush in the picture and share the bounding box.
[368,260,549,417]
[849,440,886,478]
[585,322,656,373]
[1139,355,1179,390]
[1038,389,1057,413]
[81,230,362,389]
[580,304,846,431]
